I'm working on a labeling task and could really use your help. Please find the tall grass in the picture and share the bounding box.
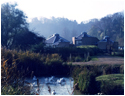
[1,47,71,77]
[1,56,30,94]
[78,68,98,94]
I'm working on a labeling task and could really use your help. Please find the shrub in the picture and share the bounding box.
[31,43,45,53]
[120,65,124,74]
[78,68,97,94]
[103,65,112,75]
[100,81,124,95]
[1,48,71,77]
[96,74,124,95]
[1,85,30,95]
[75,56,83,62]
[112,65,120,74]
[1,58,30,95]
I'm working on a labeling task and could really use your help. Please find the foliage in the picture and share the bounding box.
[77,45,103,56]
[12,31,45,50]
[77,45,97,48]
[1,85,30,95]
[88,12,124,46]
[112,50,124,57]
[71,63,124,94]
[1,3,28,48]
[1,3,45,50]
[78,68,97,94]
[31,42,45,53]
[96,74,124,95]
[120,65,124,74]
[1,47,71,77]
[33,46,103,62]
[102,64,122,75]
[90,56,98,61]
[1,52,30,95]
[75,56,83,62]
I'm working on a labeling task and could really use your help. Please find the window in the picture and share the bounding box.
[76,40,82,45]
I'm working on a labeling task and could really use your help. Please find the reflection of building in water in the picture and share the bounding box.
[72,32,99,46]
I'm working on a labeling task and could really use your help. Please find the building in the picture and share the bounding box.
[72,32,99,46]
[45,33,70,48]
[98,36,118,52]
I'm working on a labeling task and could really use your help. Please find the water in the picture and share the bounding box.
[25,76,75,95]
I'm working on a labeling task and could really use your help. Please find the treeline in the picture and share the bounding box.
[29,12,124,46]
[88,12,124,46]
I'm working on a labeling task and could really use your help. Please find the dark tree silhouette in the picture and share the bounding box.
[1,3,28,48]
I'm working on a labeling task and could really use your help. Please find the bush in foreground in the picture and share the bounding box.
[96,74,124,95]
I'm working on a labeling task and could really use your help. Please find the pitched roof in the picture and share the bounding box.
[99,36,114,43]
[75,32,92,40]
[46,33,70,44]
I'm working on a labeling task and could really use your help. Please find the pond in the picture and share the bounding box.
[25,76,81,95]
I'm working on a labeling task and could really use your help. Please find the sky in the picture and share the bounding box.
[1,0,124,24]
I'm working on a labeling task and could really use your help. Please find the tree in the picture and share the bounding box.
[1,3,28,48]
[12,31,45,50]
[88,12,124,46]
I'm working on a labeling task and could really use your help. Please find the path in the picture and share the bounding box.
[72,56,124,65]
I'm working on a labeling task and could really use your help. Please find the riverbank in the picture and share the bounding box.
[70,62,124,95]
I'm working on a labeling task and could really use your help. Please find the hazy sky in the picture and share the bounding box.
[1,0,124,23]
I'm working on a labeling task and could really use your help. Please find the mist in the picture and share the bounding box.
[28,17,95,41]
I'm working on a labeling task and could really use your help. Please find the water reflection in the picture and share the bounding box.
[25,77,74,95]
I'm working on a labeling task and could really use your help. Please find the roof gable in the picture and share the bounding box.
[46,33,70,44]
[76,32,92,40]
[99,36,114,43]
